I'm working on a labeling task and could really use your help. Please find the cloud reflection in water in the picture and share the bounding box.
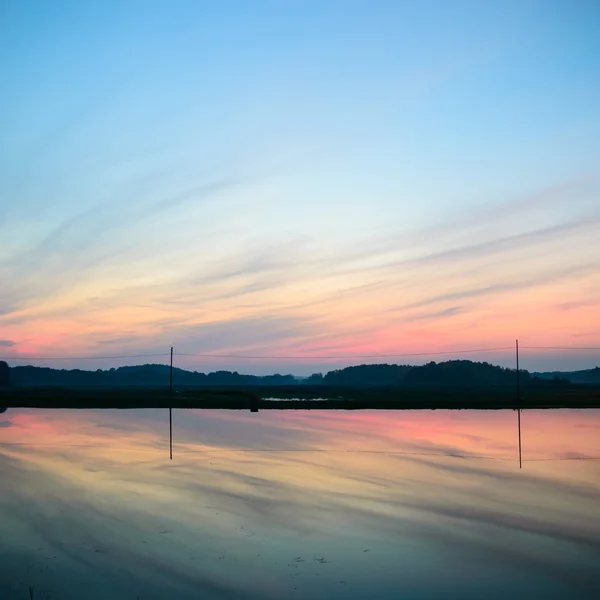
[0,408,599,599]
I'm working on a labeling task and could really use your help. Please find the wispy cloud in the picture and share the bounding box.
[310,173,600,276]
[147,177,244,214]
[325,213,600,283]
[398,262,600,311]
[0,173,251,317]
[166,313,320,354]
[95,335,142,346]
[404,306,464,322]
[2,167,599,364]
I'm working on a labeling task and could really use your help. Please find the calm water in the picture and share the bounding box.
[0,408,599,600]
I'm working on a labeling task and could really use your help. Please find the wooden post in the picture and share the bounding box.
[516,339,522,469]
[169,347,173,392]
[169,347,173,460]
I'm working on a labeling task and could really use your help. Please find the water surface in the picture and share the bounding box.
[1,408,599,599]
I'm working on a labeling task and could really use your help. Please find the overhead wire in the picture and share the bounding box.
[1,345,597,363]
[520,346,600,351]
[0,353,169,361]
[174,346,515,359]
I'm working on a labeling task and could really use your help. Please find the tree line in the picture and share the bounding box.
[0,359,593,389]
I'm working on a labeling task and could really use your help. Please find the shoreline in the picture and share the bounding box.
[2,384,600,410]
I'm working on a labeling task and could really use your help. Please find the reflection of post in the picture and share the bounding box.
[517,408,522,469]
[516,339,520,402]
[516,339,522,469]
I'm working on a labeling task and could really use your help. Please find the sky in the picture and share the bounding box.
[1,0,599,375]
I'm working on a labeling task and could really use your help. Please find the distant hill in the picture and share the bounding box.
[323,364,413,387]
[404,360,529,386]
[7,364,297,388]
[533,367,600,384]
[3,360,596,389]
[321,360,529,387]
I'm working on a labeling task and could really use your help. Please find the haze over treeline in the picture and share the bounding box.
[2,360,599,389]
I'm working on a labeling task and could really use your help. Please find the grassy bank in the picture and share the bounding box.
[2,384,600,410]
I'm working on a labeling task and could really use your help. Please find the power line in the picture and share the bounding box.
[174,346,514,360]
[0,353,168,361]
[1,345,597,363]
[521,346,600,351]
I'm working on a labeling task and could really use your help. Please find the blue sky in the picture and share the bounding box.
[1,1,599,374]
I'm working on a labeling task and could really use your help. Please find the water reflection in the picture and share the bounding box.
[0,408,599,599]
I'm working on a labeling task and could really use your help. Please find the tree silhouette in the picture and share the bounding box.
[0,361,10,387]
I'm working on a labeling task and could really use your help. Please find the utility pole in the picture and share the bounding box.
[170,346,173,392]
[516,339,520,402]
[516,339,522,469]
[169,346,173,460]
